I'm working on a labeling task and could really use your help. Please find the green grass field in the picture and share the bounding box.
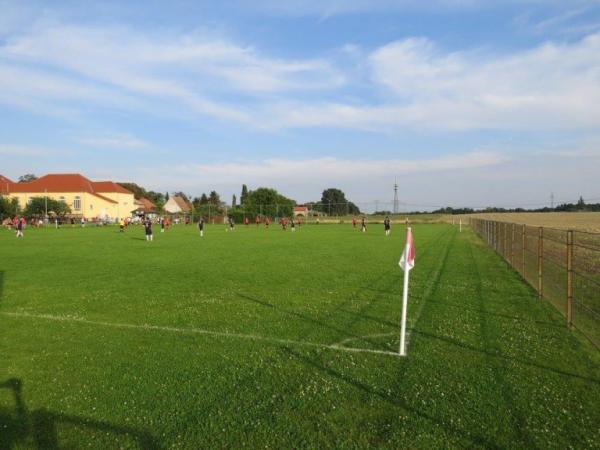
[1,223,598,449]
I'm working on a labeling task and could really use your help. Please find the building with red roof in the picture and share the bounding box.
[293,206,309,217]
[0,173,135,219]
[163,195,191,214]
[133,197,158,216]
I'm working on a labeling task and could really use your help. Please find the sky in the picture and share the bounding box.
[1,0,599,210]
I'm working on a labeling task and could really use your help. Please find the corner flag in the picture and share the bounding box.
[398,227,415,356]
[399,227,415,272]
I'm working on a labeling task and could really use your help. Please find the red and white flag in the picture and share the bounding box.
[399,227,415,271]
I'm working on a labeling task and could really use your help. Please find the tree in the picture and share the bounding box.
[208,191,221,206]
[172,191,190,203]
[117,182,164,207]
[577,196,586,208]
[243,187,296,218]
[0,195,20,220]
[317,188,360,216]
[232,194,237,208]
[23,197,70,218]
[18,174,37,183]
[240,184,248,205]
[117,182,145,199]
[146,191,165,208]
[165,192,170,202]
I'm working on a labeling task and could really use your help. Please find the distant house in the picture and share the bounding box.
[293,206,309,217]
[133,197,157,216]
[0,173,134,219]
[164,195,191,214]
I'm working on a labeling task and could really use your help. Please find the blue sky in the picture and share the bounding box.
[1,0,599,209]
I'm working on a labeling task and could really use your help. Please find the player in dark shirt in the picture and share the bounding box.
[361,217,367,232]
[144,219,153,242]
[198,218,205,237]
[384,216,391,236]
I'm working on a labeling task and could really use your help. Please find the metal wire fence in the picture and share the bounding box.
[471,218,600,349]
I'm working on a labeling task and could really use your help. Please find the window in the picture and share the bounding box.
[59,196,65,203]
[73,196,81,210]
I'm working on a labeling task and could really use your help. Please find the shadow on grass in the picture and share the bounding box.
[412,329,600,385]
[335,228,457,340]
[424,297,562,328]
[281,347,501,449]
[130,237,147,241]
[0,378,159,449]
[236,293,382,347]
[468,244,536,448]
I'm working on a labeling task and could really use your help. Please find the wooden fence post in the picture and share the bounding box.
[504,223,508,260]
[538,227,544,299]
[522,224,526,276]
[567,230,573,327]
[511,223,515,266]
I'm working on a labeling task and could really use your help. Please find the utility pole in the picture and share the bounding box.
[393,178,399,214]
[45,188,48,226]
[550,192,554,209]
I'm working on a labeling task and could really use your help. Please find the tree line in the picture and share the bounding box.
[1,174,362,221]
[431,197,600,214]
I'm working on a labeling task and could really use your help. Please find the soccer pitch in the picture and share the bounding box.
[1,224,598,448]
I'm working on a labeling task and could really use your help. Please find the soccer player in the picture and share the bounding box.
[255,215,260,227]
[144,219,153,242]
[244,216,249,226]
[265,217,270,228]
[160,217,165,233]
[119,218,125,232]
[291,218,296,232]
[361,216,367,232]
[16,217,24,238]
[198,217,205,237]
[384,216,391,236]
[229,216,235,231]
[352,216,357,228]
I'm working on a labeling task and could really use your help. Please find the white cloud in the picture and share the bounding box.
[365,34,600,131]
[0,20,599,133]
[76,134,149,149]
[0,145,68,156]
[135,151,505,188]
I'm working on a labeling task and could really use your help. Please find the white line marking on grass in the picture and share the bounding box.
[0,311,400,358]
[333,332,397,347]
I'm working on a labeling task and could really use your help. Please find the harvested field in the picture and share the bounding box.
[464,212,600,232]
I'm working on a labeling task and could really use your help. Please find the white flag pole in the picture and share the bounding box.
[459,218,462,233]
[399,242,410,356]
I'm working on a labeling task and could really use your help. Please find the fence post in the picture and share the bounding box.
[538,227,544,299]
[567,230,573,327]
[504,223,508,260]
[522,224,526,276]
[511,223,515,266]
[495,222,499,252]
